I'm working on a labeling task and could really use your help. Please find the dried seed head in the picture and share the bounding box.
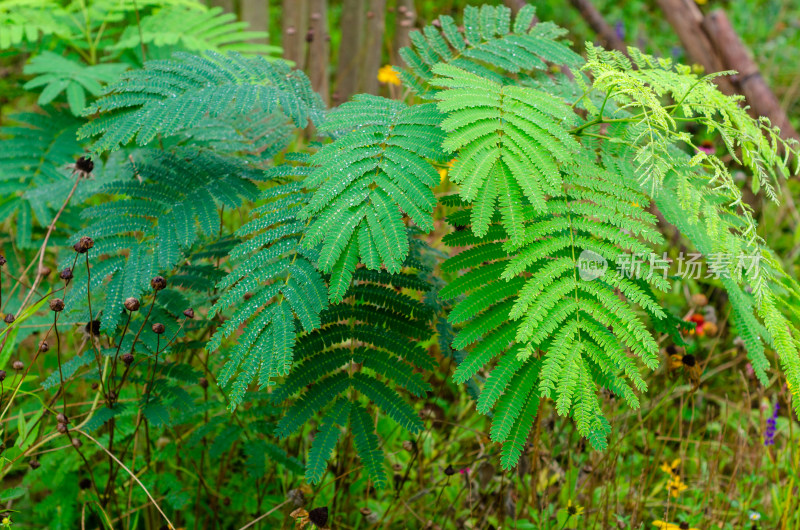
[107,390,117,401]
[84,320,100,336]
[691,293,708,306]
[308,507,328,527]
[0,255,6,266]
[56,422,68,434]
[444,465,456,476]
[39,266,51,277]
[49,298,65,312]
[121,353,134,366]
[0,370,5,382]
[91,382,99,390]
[75,156,94,174]
[39,340,49,352]
[124,297,141,312]
[150,276,166,291]
[243,292,253,300]
[682,354,697,367]
[73,236,94,254]
[12,361,23,371]
[287,488,305,507]
[59,268,74,281]
[3,314,14,324]
[183,308,195,319]
[57,412,68,423]
[199,377,209,389]
[152,323,165,335]
[29,459,40,470]
[71,437,82,448]
[78,478,91,490]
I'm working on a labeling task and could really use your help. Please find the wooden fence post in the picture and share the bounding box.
[702,9,799,142]
[334,0,365,105]
[569,0,627,54]
[282,0,309,69]
[392,0,416,61]
[308,0,330,104]
[358,0,386,96]
[209,0,234,14]
[503,0,528,14]
[240,0,269,45]
[656,0,735,94]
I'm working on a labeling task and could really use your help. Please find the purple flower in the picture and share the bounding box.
[698,139,715,155]
[764,401,779,446]
[615,21,625,41]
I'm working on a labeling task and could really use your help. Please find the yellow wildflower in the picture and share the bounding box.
[438,159,456,184]
[377,65,401,86]
[653,521,699,530]
[667,476,688,498]
[660,459,681,477]
[566,500,584,517]
[694,0,707,4]
[668,352,684,370]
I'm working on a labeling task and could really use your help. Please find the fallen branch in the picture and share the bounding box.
[569,0,627,54]
[703,9,800,142]
[657,0,798,144]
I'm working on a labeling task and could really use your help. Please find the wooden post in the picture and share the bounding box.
[502,0,528,14]
[240,0,269,45]
[307,0,330,104]
[392,0,416,59]
[656,0,735,94]
[358,0,385,96]
[209,0,234,13]
[282,0,308,69]
[569,0,627,54]
[702,9,799,142]
[334,0,365,105]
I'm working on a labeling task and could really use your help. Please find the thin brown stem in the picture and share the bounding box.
[18,175,81,313]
